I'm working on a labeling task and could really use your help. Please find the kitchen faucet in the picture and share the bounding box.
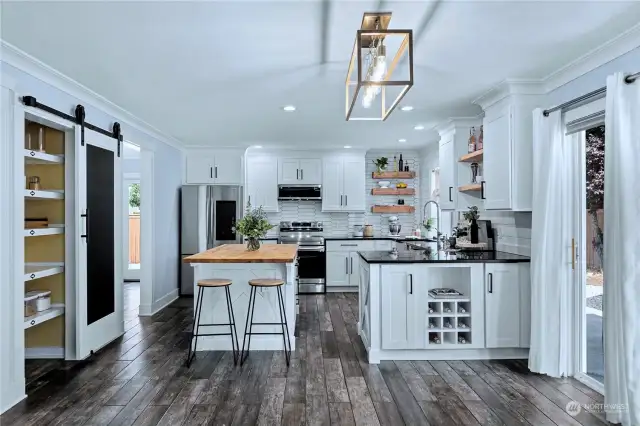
[422,200,441,249]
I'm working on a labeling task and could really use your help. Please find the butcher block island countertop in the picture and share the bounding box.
[183,244,298,263]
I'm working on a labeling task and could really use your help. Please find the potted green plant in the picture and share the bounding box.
[372,157,389,174]
[234,203,275,251]
[463,206,480,244]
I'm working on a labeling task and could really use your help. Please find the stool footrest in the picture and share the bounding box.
[250,322,286,326]
[245,332,288,336]
[194,332,234,337]
[198,323,233,327]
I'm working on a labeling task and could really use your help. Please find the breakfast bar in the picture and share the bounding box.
[183,244,298,351]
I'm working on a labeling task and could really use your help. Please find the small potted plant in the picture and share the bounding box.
[463,206,480,244]
[372,157,389,174]
[234,202,274,251]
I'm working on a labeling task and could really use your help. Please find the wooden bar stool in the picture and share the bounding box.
[240,279,291,367]
[187,278,240,367]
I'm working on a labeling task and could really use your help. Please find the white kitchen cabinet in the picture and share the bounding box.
[483,105,512,210]
[474,83,541,211]
[484,263,521,348]
[321,158,343,211]
[342,157,366,211]
[185,150,243,185]
[186,154,216,184]
[519,264,531,348]
[278,158,321,185]
[246,156,278,212]
[214,151,244,185]
[321,155,366,212]
[438,137,456,210]
[326,252,350,287]
[380,266,427,349]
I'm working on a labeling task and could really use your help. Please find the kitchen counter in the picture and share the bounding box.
[358,248,530,263]
[183,244,297,263]
[325,235,437,242]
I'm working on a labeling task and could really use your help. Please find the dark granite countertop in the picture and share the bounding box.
[325,235,437,243]
[358,248,530,264]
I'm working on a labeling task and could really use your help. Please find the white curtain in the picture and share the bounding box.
[529,109,575,377]
[603,72,640,426]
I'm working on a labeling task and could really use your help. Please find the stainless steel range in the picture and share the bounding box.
[279,221,325,294]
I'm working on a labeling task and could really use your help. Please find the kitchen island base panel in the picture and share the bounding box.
[189,262,296,352]
[360,342,529,364]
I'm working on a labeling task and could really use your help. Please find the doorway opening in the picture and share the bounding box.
[123,142,141,321]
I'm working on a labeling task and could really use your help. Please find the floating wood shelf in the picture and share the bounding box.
[371,205,415,214]
[458,184,482,192]
[458,149,483,162]
[371,188,415,196]
[372,171,416,179]
[24,304,65,330]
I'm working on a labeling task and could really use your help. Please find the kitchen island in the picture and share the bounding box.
[183,244,297,351]
[357,247,531,363]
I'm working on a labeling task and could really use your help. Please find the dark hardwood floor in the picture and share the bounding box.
[3,292,609,425]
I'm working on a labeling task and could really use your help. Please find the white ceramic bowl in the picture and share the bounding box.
[377,181,391,188]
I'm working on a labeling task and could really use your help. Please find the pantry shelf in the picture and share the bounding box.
[24,304,65,330]
[24,263,65,282]
[24,189,65,200]
[24,225,64,237]
[24,149,65,165]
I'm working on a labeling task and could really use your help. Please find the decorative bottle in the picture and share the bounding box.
[477,125,484,150]
[398,154,404,172]
[468,127,476,153]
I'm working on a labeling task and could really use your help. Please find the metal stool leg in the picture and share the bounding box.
[224,286,239,365]
[276,286,291,367]
[240,286,256,366]
[187,286,204,367]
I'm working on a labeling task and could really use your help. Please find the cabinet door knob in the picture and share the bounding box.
[30,273,36,279]
[29,230,35,235]
[30,320,36,325]
[30,151,36,157]
[30,190,35,196]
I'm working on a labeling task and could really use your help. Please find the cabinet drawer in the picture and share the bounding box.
[326,240,377,252]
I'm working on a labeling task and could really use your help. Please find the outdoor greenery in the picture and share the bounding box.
[129,184,140,208]
[586,126,605,267]
[234,203,274,239]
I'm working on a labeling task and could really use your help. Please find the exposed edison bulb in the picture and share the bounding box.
[372,45,387,81]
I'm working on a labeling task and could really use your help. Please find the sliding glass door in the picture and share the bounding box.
[567,101,606,391]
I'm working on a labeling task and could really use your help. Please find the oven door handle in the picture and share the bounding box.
[297,246,325,252]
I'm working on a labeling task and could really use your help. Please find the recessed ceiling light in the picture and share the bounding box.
[282,105,296,112]
[254,145,263,149]
[344,145,352,149]
[398,139,407,143]
[401,106,414,112]
[414,125,424,130]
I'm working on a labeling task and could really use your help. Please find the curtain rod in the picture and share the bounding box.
[543,71,638,117]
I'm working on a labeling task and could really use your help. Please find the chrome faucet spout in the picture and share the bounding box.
[422,200,441,249]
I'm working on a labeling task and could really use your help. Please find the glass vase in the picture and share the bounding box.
[246,238,261,251]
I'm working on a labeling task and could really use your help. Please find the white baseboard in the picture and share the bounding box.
[1,394,27,415]
[139,288,179,317]
[25,347,64,359]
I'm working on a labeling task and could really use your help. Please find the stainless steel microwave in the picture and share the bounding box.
[278,185,322,201]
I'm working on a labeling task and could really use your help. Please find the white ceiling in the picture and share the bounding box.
[2,1,640,150]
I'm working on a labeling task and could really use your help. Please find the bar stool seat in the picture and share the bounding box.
[248,279,284,287]
[198,279,232,287]
[241,278,291,367]
[186,278,239,367]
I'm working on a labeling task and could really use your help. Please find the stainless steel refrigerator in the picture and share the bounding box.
[180,185,244,295]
